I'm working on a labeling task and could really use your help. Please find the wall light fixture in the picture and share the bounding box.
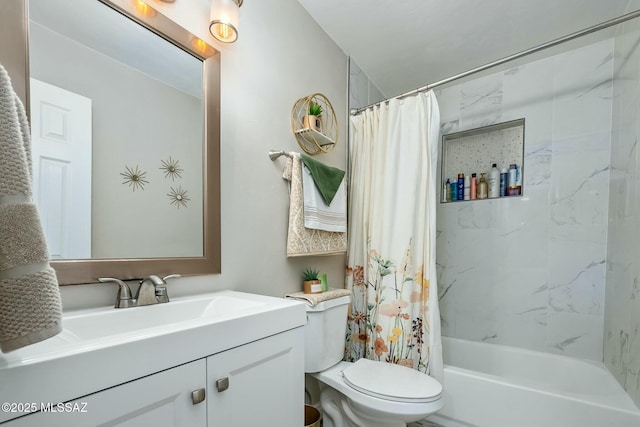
[209,0,243,43]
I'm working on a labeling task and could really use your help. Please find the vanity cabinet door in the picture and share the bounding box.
[4,359,207,427]
[206,327,304,427]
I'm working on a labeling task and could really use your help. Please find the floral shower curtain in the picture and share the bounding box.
[345,92,443,382]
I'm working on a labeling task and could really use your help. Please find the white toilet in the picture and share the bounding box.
[305,295,443,427]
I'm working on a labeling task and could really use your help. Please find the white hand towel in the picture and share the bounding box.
[0,64,62,353]
[301,165,347,232]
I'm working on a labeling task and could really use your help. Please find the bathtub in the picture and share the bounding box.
[426,337,640,427]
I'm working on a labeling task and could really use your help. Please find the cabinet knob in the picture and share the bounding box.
[191,388,206,405]
[216,377,229,392]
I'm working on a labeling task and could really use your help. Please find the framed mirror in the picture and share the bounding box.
[5,0,221,284]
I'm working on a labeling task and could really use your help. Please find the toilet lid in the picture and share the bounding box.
[342,358,442,403]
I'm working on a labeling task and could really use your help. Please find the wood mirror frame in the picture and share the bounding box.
[1,0,221,284]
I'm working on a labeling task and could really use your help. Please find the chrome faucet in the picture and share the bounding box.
[98,274,180,308]
[98,277,135,308]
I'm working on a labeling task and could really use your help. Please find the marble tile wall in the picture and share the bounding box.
[605,2,640,407]
[435,39,614,361]
[349,58,385,110]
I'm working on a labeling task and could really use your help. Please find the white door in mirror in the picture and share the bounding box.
[30,78,92,259]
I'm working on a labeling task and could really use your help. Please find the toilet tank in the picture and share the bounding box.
[304,295,351,373]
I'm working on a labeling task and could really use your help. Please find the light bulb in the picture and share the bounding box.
[209,0,240,43]
[133,0,155,17]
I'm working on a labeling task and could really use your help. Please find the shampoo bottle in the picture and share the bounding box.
[444,179,451,202]
[488,163,499,198]
[478,173,488,199]
[500,167,508,197]
[508,164,517,187]
[470,173,477,200]
[464,175,470,200]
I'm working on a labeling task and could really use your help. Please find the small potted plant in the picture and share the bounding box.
[303,267,322,294]
[303,101,323,132]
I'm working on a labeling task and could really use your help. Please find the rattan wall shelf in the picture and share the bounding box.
[291,93,338,155]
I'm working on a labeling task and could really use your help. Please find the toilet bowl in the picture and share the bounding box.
[304,295,443,427]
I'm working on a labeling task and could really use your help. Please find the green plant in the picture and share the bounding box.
[302,267,320,281]
[308,102,323,116]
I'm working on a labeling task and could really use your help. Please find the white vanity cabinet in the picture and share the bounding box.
[207,328,304,427]
[0,292,307,427]
[2,327,304,427]
[4,360,207,427]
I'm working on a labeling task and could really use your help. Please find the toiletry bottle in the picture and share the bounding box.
[464,175,470,200]
[444,178,451,202]
[500,167,507,197]
[450,181,458,201]
[470,173,477,200]
[478,173,488,199]
[457,174,465,201]
[320,273,328,292]
[508,164,517,188]
[513,164,522,195]
[488,163,499,198]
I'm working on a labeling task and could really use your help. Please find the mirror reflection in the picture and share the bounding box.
[28,0,204,260]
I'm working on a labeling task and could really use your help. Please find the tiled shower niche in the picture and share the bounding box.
[441,118,525,203]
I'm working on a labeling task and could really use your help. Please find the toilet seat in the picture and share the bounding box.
[313,361,444,423]
[342,358,442,403]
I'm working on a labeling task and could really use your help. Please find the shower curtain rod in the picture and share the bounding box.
[351,8,640,115]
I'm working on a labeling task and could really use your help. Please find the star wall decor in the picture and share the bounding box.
[160,156,184,181]
[168,186,190,209]
[120,165,148,191]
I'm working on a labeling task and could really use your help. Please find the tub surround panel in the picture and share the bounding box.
[502,61,554,150]
[548,226,607,315]
[605,0,640,407]
[349,60,369,110]
[437,39,613,360]
[551,46,614,141]
[349,58,385,110]
[459,74,503,128]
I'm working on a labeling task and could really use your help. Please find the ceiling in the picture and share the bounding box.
[297,0,632,98]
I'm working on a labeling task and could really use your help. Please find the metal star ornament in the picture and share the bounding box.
[160,156,184,181]
[120,165,148,191]
[168,186,190,209]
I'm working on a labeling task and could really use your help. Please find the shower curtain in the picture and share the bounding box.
[345,91,443,382]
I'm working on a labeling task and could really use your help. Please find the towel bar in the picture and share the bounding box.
[269,150,292,160]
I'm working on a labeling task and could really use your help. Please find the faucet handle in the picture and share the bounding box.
[154,274,179,304]
[98,278,135,308]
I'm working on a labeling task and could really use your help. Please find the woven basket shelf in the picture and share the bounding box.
[291,93,338,155]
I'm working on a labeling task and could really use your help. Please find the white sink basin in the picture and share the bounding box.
[63,293,265,340]
[0,290,306,424]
